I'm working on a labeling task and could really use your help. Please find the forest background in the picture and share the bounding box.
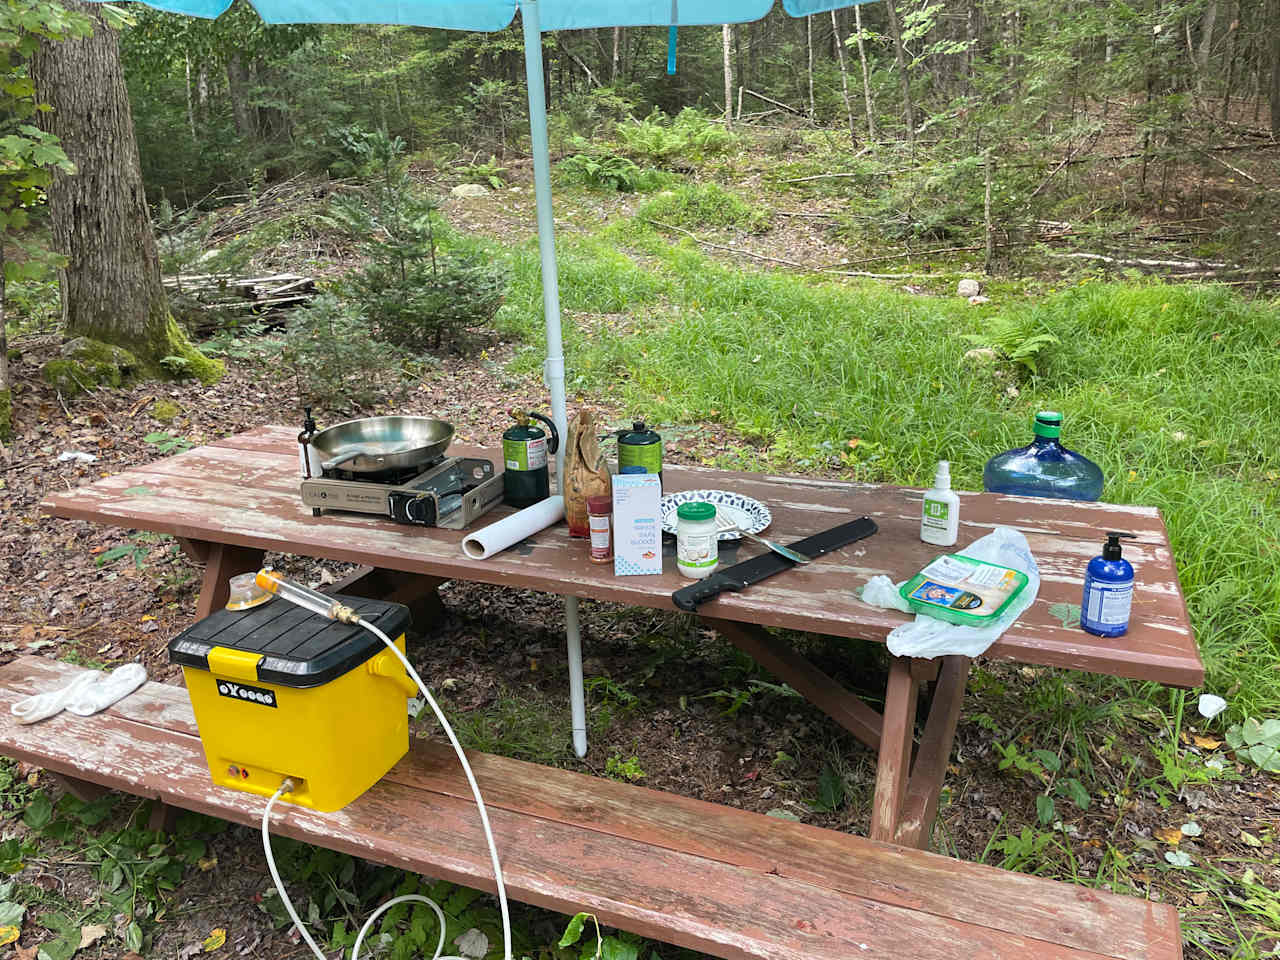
[0,0,1279,957]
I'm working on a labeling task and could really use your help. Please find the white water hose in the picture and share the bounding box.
[255,571,513,960]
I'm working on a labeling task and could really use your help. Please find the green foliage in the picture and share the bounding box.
[1224,718,1280,773]
[604,754,646,782]
[994,742,1090,825]
[559,912,645,960]
[143,430,193,453]
[615,108,737,168]
[323,130,507,351]
[556,153,643,192]
[283,293,401,409]
[456,154,506,189]
[962,313,1061,376]
[636,183,771,234]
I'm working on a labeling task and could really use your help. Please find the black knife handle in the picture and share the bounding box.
[672,575,740,612]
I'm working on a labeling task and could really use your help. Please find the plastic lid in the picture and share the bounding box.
[586,494,612,514]
[677,501,716,522]
[934,460,952,489]
[169,595,411,688]
[1033,411,1063,439]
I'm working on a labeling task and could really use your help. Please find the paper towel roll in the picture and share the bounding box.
[461,496,565,560]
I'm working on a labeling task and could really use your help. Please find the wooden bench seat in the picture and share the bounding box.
[0,656,1181,960]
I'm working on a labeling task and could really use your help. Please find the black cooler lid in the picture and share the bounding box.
[167,595,412,689]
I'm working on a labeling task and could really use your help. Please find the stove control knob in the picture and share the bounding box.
[388,491,436,526]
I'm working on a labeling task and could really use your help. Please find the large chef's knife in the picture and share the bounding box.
[671,516,878,612]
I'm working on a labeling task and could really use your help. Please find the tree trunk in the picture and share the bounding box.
[1271,0,1280,134]
[0,240,9,441]
[723,24,734,131]
[184,53,197,140]
[854,4,877,141]
[1195,0,1218,87]
[30,0,206,371]
[884,0,916,145]
[806,15,816,119]
[226,53,254,140]
[831,11,858,145]
[612,26,621,82]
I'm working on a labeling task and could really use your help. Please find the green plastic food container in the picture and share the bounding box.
[898,553,1030,627]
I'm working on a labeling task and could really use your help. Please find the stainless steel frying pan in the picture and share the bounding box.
[310,416,455,476]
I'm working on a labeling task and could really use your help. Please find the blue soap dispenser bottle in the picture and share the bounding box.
[1081,532,1136,637]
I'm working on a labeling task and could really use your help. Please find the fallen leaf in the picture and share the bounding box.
[1164,850,1192,868]
[1154,827,1182,846]
[0,927,18,947]
[1192,735,1222,749]
[1181,822,1203,837]
[1190,891,1208,905]
[202,927,226,951]
[453,928,488,959]
[14,944,36,960]
[80,924,108,949]
[1239,830,1262,847]
[198,856,218,872]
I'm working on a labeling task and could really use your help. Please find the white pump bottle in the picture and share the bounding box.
[921,460,961,546]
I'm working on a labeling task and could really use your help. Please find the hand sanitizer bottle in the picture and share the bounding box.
[921,460,960,546]
[1081,532,1136,637]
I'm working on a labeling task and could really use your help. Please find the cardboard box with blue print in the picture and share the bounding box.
[612,474,662,575]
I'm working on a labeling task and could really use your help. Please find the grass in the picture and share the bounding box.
[464,214,1280,721]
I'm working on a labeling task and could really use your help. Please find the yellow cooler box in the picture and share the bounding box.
[168,595,415,811]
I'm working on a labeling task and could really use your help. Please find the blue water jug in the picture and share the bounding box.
[983,411,1104,501]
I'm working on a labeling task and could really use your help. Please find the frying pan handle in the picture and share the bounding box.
[528,412,559,456]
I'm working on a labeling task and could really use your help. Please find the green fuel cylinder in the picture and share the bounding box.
[502,410,559,508]
[617,420,662,477]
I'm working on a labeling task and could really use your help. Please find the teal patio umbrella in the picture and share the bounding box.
[114,0,870,758]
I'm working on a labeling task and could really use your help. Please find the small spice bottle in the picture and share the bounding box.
[676,501,719,579]
[586,494,613,564]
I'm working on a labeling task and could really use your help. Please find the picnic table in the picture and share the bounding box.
[39,424,1202,847]
[22,423,1201,959]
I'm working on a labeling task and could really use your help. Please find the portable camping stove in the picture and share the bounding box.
[300,456,504,529]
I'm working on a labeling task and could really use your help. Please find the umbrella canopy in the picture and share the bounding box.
[130,0,857,30]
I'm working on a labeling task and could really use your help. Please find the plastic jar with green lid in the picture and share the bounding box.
[676,501,719,579]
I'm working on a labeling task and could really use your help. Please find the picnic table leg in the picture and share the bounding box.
[704,618,882,751]
[870,656,918,843]
[192,542,266,619]
[325,567,447,629]
[895,656,970,849]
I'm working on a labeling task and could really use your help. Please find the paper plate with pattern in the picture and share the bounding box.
[659,489,772,540]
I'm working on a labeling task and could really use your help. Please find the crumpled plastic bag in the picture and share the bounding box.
[859,526,1040,659]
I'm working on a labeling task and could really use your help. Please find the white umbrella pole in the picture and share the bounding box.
[520,0,587,758]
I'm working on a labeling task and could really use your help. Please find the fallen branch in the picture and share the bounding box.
[1045,251,1234,270]
[740,88,808,119]
[1197,149,1260,184]
[644,219,806,268]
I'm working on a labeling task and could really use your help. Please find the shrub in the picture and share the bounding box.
[283,294,401,409]
[616,108,736,167]
[321,130,508,350]
[556,154,643,192]
[636,183,771,234]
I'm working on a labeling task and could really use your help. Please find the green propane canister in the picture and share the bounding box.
[617,420,663,478]
[502,409,560,508]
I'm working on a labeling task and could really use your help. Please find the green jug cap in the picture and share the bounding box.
[677,501,716,522]
[1033,411,1063,439]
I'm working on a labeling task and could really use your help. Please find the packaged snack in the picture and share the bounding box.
[898,553,1030,627]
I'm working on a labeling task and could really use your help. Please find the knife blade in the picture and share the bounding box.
[671,516,878,612]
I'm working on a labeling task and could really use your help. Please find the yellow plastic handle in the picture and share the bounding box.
[367,650,418,698]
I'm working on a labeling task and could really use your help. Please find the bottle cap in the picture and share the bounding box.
[586,495,612,514]
[1033,411,1063,439]
[1102,531,1136,561]
[934,460,952,489]
[677,501,716,522]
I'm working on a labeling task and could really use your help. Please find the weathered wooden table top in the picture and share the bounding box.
[41,425,1202,687]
